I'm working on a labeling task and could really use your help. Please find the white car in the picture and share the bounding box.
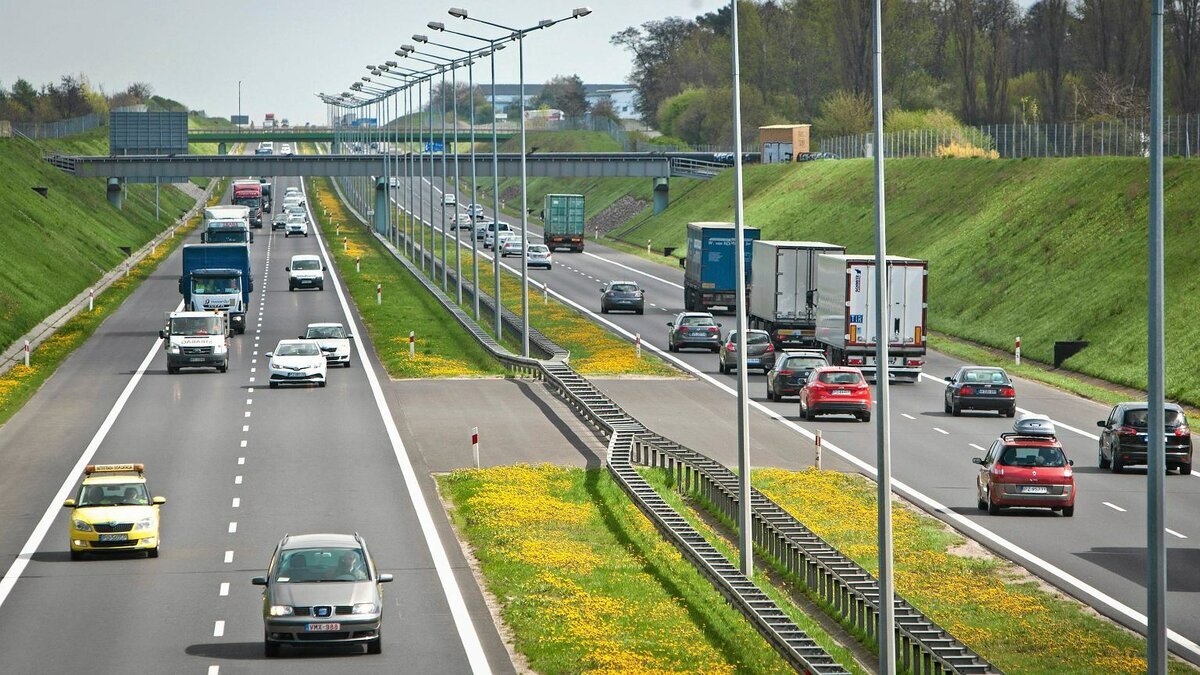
[527,244,553,269]
[301,322,352,368]
[500,238,524,257]
[267,340,327,388]
[284,214,308,237]
[287,254,325,291]
[455,213,474,229]
[441,192,456,206]
[280,144,294,156]
[282,194,305,209]
[483,223,513,248]
[284,186,300,197]
[466,203,485,219]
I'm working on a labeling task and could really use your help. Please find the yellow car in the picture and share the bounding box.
[63,464,165,560]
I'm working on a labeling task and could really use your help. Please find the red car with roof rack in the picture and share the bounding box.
[973,415,1076,517]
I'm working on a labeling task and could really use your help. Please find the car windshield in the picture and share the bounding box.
[818,371,863,385]
[276,343,320,356]
[76,482,149,507]
[170,317,223,335]
[961,369,1009,384]
[783,356,826,370]
[727,332,770,345]
[1123,408,1186,428]
[192,277,240,294]
[528,246,549,254]
[610,283,639,293]
[207,231,247,243]
[306,326,346,339]
[999,445,1066,468]
[292,259,320,271]
[680,316,715,327]
[274,547,369,583]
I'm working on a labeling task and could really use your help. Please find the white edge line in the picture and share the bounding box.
[304,177,492,673]
[1165,528,1187,539]
[0,300,182,610]
[1103,502,1128,513]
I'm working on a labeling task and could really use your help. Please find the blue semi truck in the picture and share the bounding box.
[683,222,761,312]
[179,244,253,334]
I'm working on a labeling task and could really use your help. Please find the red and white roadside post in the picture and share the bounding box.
[23,340,31,368]
[408,331,415,358]
[376,284,382,305]
[543,284,548,305]
[343,237,348,252]
[88,288,94,312]
[814,429,823,470]
[356,256,361,273]
[471,427,480,468]
[635,333,642,359]
[1015,336,1021,366]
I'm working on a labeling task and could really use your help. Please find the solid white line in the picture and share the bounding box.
[234,475,243,485]
[224,550,234,564]
[219,582,230,597]
[228,522,237,534]
[933,427,950,435]
[0,300,183,611]
[901,413,915,420]
[213,620,225,637]
[1103,502,1127,513]
[307,177,491,673]
[232,498,240,508]
[1166,528,1188,540]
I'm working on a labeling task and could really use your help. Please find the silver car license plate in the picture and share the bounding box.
[306,623,341,632]
[978,388,996,395]
[99,534,127,542]
[1021,485,1049,494]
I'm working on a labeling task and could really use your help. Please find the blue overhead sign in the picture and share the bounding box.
[424,142,444,153]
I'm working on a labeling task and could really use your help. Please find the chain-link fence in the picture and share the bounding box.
[819,115,1200,160]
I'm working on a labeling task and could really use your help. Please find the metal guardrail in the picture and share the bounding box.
[670,156,728,179]
[328,174,997,675]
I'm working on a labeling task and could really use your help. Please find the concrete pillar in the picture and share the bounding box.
[374,177,388,236]
[106,178,123,210]
[217,142,227,155]
[653,176,669,215]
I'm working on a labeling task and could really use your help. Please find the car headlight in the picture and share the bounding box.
[352,603,379,615]
[213,344,228,355]
[134,517,154,531]
[73,519,94,532]
[268,605,294,617]
[167,344,181,354]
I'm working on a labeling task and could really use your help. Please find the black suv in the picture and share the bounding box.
[1097,402,1192,474]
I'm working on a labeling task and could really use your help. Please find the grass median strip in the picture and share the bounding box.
[437,464,801,674]
[305,177,504,378]
[752,468,1197,674]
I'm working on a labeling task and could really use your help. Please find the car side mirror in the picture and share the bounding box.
[62,499,76,508]
[152,496,166,505]
[944,376,953,382]
[1068,459,1075,466]
[716,323,723,328]
[347,335,354,339]
[285,266,291,271]
[1096,420,1107,428]
[251,576,268,586]
[298,335,304,339]
[666,322,673,327]
[971,457,983,465]
[159,330,168,339]
[322,265,327,271]
[378,573,394,583]
[264,352,273,358]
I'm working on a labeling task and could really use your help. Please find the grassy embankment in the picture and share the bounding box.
[603,157,1200,405]
[304,177,505,378]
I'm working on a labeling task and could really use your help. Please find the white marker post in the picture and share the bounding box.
[88,288,94,312]
[635,333,642,359]
[815,429,823,471]
[343,237,348,252]
[356,257,361,274]
[408,331,415,358]
[471,427,480,468]
[23,340,30,368]
[1015,336,1021,366]
[647,239,652,254]
[543,285,548,305]
[376,284,382,305]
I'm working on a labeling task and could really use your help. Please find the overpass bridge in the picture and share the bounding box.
[189,127,517,148]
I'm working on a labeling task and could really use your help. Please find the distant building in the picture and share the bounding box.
[482,83,639,118]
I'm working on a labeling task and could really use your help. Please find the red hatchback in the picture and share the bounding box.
[973,417,1076,517]
[799,367,872,422]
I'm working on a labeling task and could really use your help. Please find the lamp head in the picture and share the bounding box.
[401,44,415,53]
[573,7,592,18]
[538,19,553,28]
[385,60,398,67]
[448,7,467,19]
[413,34,428,43]
[428,21,445,31]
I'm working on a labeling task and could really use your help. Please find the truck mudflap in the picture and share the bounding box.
[771,327,818,347]
[847,354,925,383]
[547,235,584,252]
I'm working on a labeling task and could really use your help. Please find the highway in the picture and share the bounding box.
[0,171,513,672]
[395,168,1200,665]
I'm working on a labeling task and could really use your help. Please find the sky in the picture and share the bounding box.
[0,0,727,125]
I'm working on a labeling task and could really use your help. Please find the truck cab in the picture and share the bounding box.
[202,220,253,244]
[159,311,229,373]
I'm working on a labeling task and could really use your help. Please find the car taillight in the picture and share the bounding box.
[726,342,736,351]
[905,358,924,367]
[847,356,864,365]
[1174,426,1191,436]
[708,327,718,334]
[779,370,794,376]
[960,386,975,395]
[764,343,775,352]
[1000,387,1015,397]
[1117,425,1139,436]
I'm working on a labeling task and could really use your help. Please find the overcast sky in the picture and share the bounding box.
[0,0,729,124]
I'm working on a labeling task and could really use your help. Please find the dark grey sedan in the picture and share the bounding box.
[667,312,722,352]
[766,350,829,401]
[253,533,393,657]
[944,366,1016,417]
[600,281,644,314]
[718,329,775,374]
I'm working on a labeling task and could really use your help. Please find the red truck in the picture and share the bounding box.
[231,180,264,228]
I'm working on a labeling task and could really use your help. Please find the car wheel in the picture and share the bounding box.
[1180,462,1192,476]
[1005,407,1016,417]
[986,488,1001,515]
[951,402,961,416]
[269,382,279,389]
[345,361,352,368]
[1062,505,1075,517]
[167,366,178,374]
[70,550,84,561]
[1111,453,1124,473]
[636,308,643,315]
[219,361,228,373]
[860,411,871,423]
[304,233,309,237]
[318,380,327,388]
[1098,445,1111,469]
[976,489,987,511]
[265,637,281,658]
[289,286,295,292]
[147,546,159,558]
[711,346,720,354]
[600,305,608,314]
[718,360,726,374]
[944,398,952,414]
[318,284,324,291]
[766,387,774,401]
[367,637,382,655]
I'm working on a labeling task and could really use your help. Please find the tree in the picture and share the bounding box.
[950,0,980,122]
[611,16,696,123]
[1076,0,1149,92]
[979,0,1018,121]
[1170,0,1200,112]
[813,90,872,138]
[1029,0,1072,121]
[531,75,589,117]
[591,98,620,122]
[833,0,877,96]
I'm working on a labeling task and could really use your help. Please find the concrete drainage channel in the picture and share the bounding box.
[331,178,997,674]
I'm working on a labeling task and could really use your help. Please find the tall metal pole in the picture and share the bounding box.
[237,80,242,128]
[729,0,753,578]
[871,0,896,671]
[518,33,530,357]
[1147,1,1168,671]
[428,74,437,277]
[469,57,480,320]
[440,67,450,290]
[490,45,502,342]
[452,62,463,304]
[419,81,427,273]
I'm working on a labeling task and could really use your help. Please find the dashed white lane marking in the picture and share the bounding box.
[1103,502,1127,513]
[933,427,950,435]
[249,377,255,383]
[232,498,240,508]
[238,457,245,465]
[223,550,234,564]
[969,443,988,452]
[245,398,253,405]
[219,582,229,596]
[253,351,258,356]
[251,359,257,364]
[244,411,251,418]
[901,413,915,420]
[242,425,249,432]
[234,475,243,485]
[1166,528,1188,539]
[207,666,219,675]
[213,621,225,637]
[250,368,256,373]
[240,440,247,448]
[228,522,237,534]
[247,388,254,394]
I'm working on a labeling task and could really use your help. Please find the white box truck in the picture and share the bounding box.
[159,311,229,373]
[814,254,928,383]
[749,240,845,347]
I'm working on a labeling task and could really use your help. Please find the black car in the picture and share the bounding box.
[765,350,828,401]
[944,366,1016,417]
[1097,402,1193,474]
[667,312,722,352]
[718,329,775,374]
[600,281,644,314]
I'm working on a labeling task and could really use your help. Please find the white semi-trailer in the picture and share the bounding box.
[749,240,845,347]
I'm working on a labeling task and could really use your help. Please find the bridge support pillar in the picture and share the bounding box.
[374,177,388,236]
[106,177,123,210]
[217,142,227,155]
[653,176,669,215]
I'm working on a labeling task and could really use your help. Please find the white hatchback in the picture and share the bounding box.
[266,339,327,388]
[301,322,352,368]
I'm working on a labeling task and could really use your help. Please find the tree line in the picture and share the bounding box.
[0,75,158,124]
[612,0,1200,145]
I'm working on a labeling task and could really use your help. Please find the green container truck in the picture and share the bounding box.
[542,193,585,252]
